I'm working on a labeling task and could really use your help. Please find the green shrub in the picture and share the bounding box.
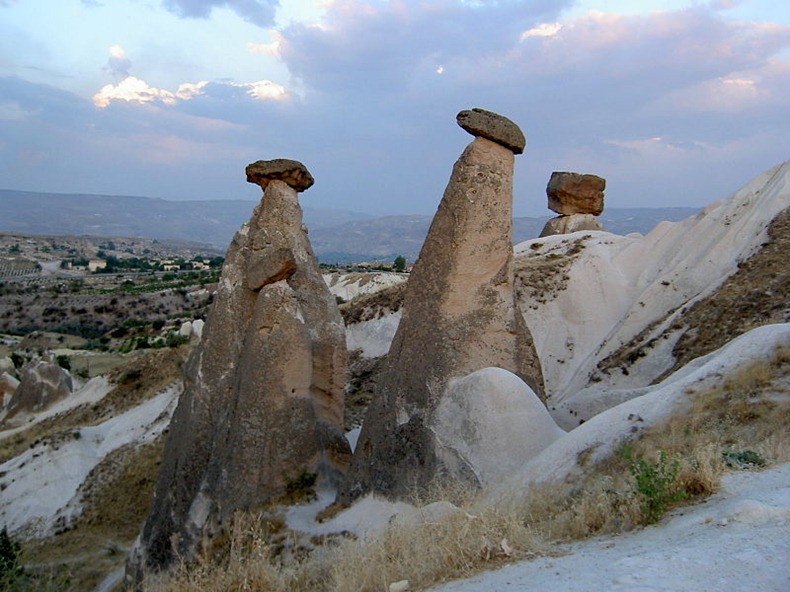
[722,449,766,469]
[625,449,687,524]
[0,526,23,587]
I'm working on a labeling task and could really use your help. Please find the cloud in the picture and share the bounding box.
[93,45,288,108]
[520,22,562,39]
[93,76,178,108]
[104,45,133,82]
[277,0,573,93]
[259,1,790,214]
[247,35,282,57]
[161,0,278,28]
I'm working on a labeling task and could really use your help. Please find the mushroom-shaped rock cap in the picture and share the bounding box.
[246,159,315,192]
[456,108,526,154]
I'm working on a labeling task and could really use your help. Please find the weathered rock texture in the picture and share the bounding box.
[337,111,543,504]
[456,108,526,154]
[3,356,72,419]
[431,368,563,487]
[547,172,605,216]
[539,213,604,237]
[0,372,20,408]
[128,160,349,580]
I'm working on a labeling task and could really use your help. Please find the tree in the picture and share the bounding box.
[0,526,23,586]
[393,255,407,273]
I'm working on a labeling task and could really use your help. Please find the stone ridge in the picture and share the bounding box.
[246,158,315,192]
[456,108,526,154]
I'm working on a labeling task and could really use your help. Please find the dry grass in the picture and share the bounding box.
[140,346,790,592]
[19,438,166,591]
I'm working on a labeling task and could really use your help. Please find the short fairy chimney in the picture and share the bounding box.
[540,172,606,237]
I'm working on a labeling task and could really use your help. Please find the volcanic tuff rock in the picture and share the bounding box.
[0,372,20,407]
[3,356,72,420]
[539,213,604,237]
[245,158,315,192]
[337,110,543,504]
[431,368,564,487]
[547,172,606,216]
[456,108,526,154]
[128,159,349,581]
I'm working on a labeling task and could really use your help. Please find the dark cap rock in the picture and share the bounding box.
[456,108,526,154]
[246,159,315,192]
[547,172,606,215]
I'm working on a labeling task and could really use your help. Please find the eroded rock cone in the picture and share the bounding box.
[337,110,544,505]
[128,159,349,582]
[541,172,606,236]
[3,356,72,419]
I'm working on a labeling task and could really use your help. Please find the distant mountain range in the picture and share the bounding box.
[0,189,699,263]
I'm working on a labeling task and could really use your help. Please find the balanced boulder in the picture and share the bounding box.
[128,159,349,580]
[547,171,605,216]
[337,109,543,504]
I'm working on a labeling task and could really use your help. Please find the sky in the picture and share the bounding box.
[1,0,789,217]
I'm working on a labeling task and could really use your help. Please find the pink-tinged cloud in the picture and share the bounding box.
[93,76,178,108]
[93,76,287,108]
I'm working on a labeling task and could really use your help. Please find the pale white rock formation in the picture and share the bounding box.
[496,323,790,491]
[177,321,192,338]
[191,319,204,338]
[0,371,19,407]
[0,356,13,374]
[346,309,403,358]
[177,319,204,340]
[0,383,179,536]
[323,271,406,302]
[539,213,603,237]
[431,368,564,487]
[515,160,790,416]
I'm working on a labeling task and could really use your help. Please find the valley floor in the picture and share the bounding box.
[430,462,790,592]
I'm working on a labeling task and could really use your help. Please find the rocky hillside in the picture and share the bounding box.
[341,161,790,431]
[0,157,787,591]
[0,188,697,261]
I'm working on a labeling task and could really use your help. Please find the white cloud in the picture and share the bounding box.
[175,81,209,100]
[238,79,287,100]
[93,76,288,108]
[92,76,177,108]
[520,22,562,40]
